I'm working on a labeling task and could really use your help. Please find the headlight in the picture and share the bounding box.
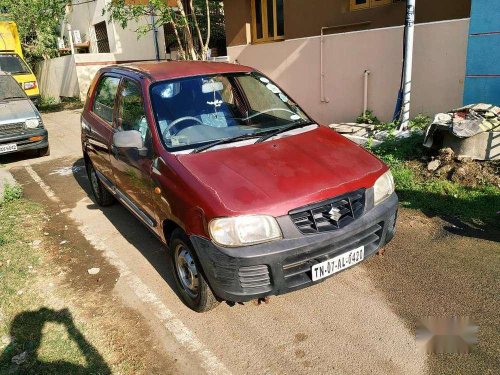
[373,170,395,206]
[24,81,37,90]
[209,215,282,247]
[25,118,40,129]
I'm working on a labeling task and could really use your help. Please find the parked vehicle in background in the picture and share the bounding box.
[0,72,49,156]
[81,61,398,312]
[0,20,40,105]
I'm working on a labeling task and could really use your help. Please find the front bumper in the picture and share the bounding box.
[190,192,399,303]
[0,128,49,155]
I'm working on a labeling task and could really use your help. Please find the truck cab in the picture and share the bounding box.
[0,21,40,105]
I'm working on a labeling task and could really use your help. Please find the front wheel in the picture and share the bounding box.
[86,161,115,207]
[169,229,219,312]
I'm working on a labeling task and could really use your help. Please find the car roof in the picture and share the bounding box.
[106,61,254,82]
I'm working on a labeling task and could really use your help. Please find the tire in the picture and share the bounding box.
[37,146,50,157]
[169,229,219,312]
[86,161,115,207]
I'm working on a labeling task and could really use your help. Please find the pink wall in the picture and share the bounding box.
[228,19,469,124]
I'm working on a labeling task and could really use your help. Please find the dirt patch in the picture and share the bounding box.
[417,148,500,189]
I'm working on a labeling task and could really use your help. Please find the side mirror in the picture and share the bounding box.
[113,130,143,149]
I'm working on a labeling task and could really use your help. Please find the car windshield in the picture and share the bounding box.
[150,72,312,151]
[0,54,31,75]
[0,75,26,101]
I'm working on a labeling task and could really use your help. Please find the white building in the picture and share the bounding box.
[37,0,170,101]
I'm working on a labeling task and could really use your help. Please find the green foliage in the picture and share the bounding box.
[408,114,431,130]
[356,110,380,125]
[0,0,67,66]
[40,96,58,106]
[39,96,83,113]
[103,0,224,60]
[1,183,22,204]
[372,132,425,163]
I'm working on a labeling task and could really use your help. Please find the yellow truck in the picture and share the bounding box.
[0,20,40,105]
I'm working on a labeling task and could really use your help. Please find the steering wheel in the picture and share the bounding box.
[163,116,204,137]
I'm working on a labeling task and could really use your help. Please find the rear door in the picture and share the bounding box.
[82,74,121,182]
[110,77,157,227]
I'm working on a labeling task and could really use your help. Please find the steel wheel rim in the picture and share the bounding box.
[174,244,199,298]
[90,168,100,199]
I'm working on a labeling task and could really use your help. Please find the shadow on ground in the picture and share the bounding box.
[0,308,111,374]
[0,149,43,166]
[70,158,183,301]
[397,188,500,242]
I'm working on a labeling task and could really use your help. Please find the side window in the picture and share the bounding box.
[117,79,149,143]
[92,76,120,123]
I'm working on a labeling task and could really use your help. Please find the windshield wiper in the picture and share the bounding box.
[192,133,260,154]
[255,121,315,144]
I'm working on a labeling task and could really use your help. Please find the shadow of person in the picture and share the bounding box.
[0,308,111,374]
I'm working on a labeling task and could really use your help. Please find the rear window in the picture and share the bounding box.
[92,75,120,123]
[0,75,26,100]
[0,54,31,75]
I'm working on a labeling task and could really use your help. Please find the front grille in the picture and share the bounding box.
[283,222,383,289]
[290,189,366,234]
[0,122,25,136]
[238,265,271,290]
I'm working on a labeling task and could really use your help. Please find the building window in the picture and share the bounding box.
[251,0,284,43]
[350,0,392,11]
[94,21,110,53]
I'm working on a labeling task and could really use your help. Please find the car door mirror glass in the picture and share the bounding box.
[113,130,144,149]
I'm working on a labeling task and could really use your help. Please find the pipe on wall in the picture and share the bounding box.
[399,0,416,130]
[320,27,331,103]
[363,70,371,116]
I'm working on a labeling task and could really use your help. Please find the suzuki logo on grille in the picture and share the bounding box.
[328,206,342,222]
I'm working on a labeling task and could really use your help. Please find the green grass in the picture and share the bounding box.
[368,133,500,228]
[0,199,111,374]
[38,97,83,113]
[1,184,23,204]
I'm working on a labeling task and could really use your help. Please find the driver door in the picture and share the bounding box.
[110,77,157,227]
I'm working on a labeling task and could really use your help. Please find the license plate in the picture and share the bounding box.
[312,246,365,281]
[0,143,17,154]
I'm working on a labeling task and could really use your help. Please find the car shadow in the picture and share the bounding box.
[397,188,500,243]
[0,308,111,374]
[0,149,42,165]
[70,158,183,301]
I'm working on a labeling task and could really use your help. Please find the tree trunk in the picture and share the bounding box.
[204,0,211,59]
[166,7,187,60]
[176,0,198,60]
[188,0,206,59]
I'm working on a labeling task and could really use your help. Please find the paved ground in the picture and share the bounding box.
[1,110,499,374]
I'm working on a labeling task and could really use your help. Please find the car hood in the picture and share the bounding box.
[0,99,37,125]
[177,126,387,217]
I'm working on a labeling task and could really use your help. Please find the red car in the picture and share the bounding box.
[81,61,398,312]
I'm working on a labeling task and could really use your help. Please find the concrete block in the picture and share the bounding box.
[443,131,500,160]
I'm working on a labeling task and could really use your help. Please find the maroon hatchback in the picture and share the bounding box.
[81,61,398,312]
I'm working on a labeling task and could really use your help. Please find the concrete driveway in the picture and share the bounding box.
[1,110,498,375]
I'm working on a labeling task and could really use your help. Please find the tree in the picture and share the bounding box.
[0,0,67,65]
[103,0,214,60]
